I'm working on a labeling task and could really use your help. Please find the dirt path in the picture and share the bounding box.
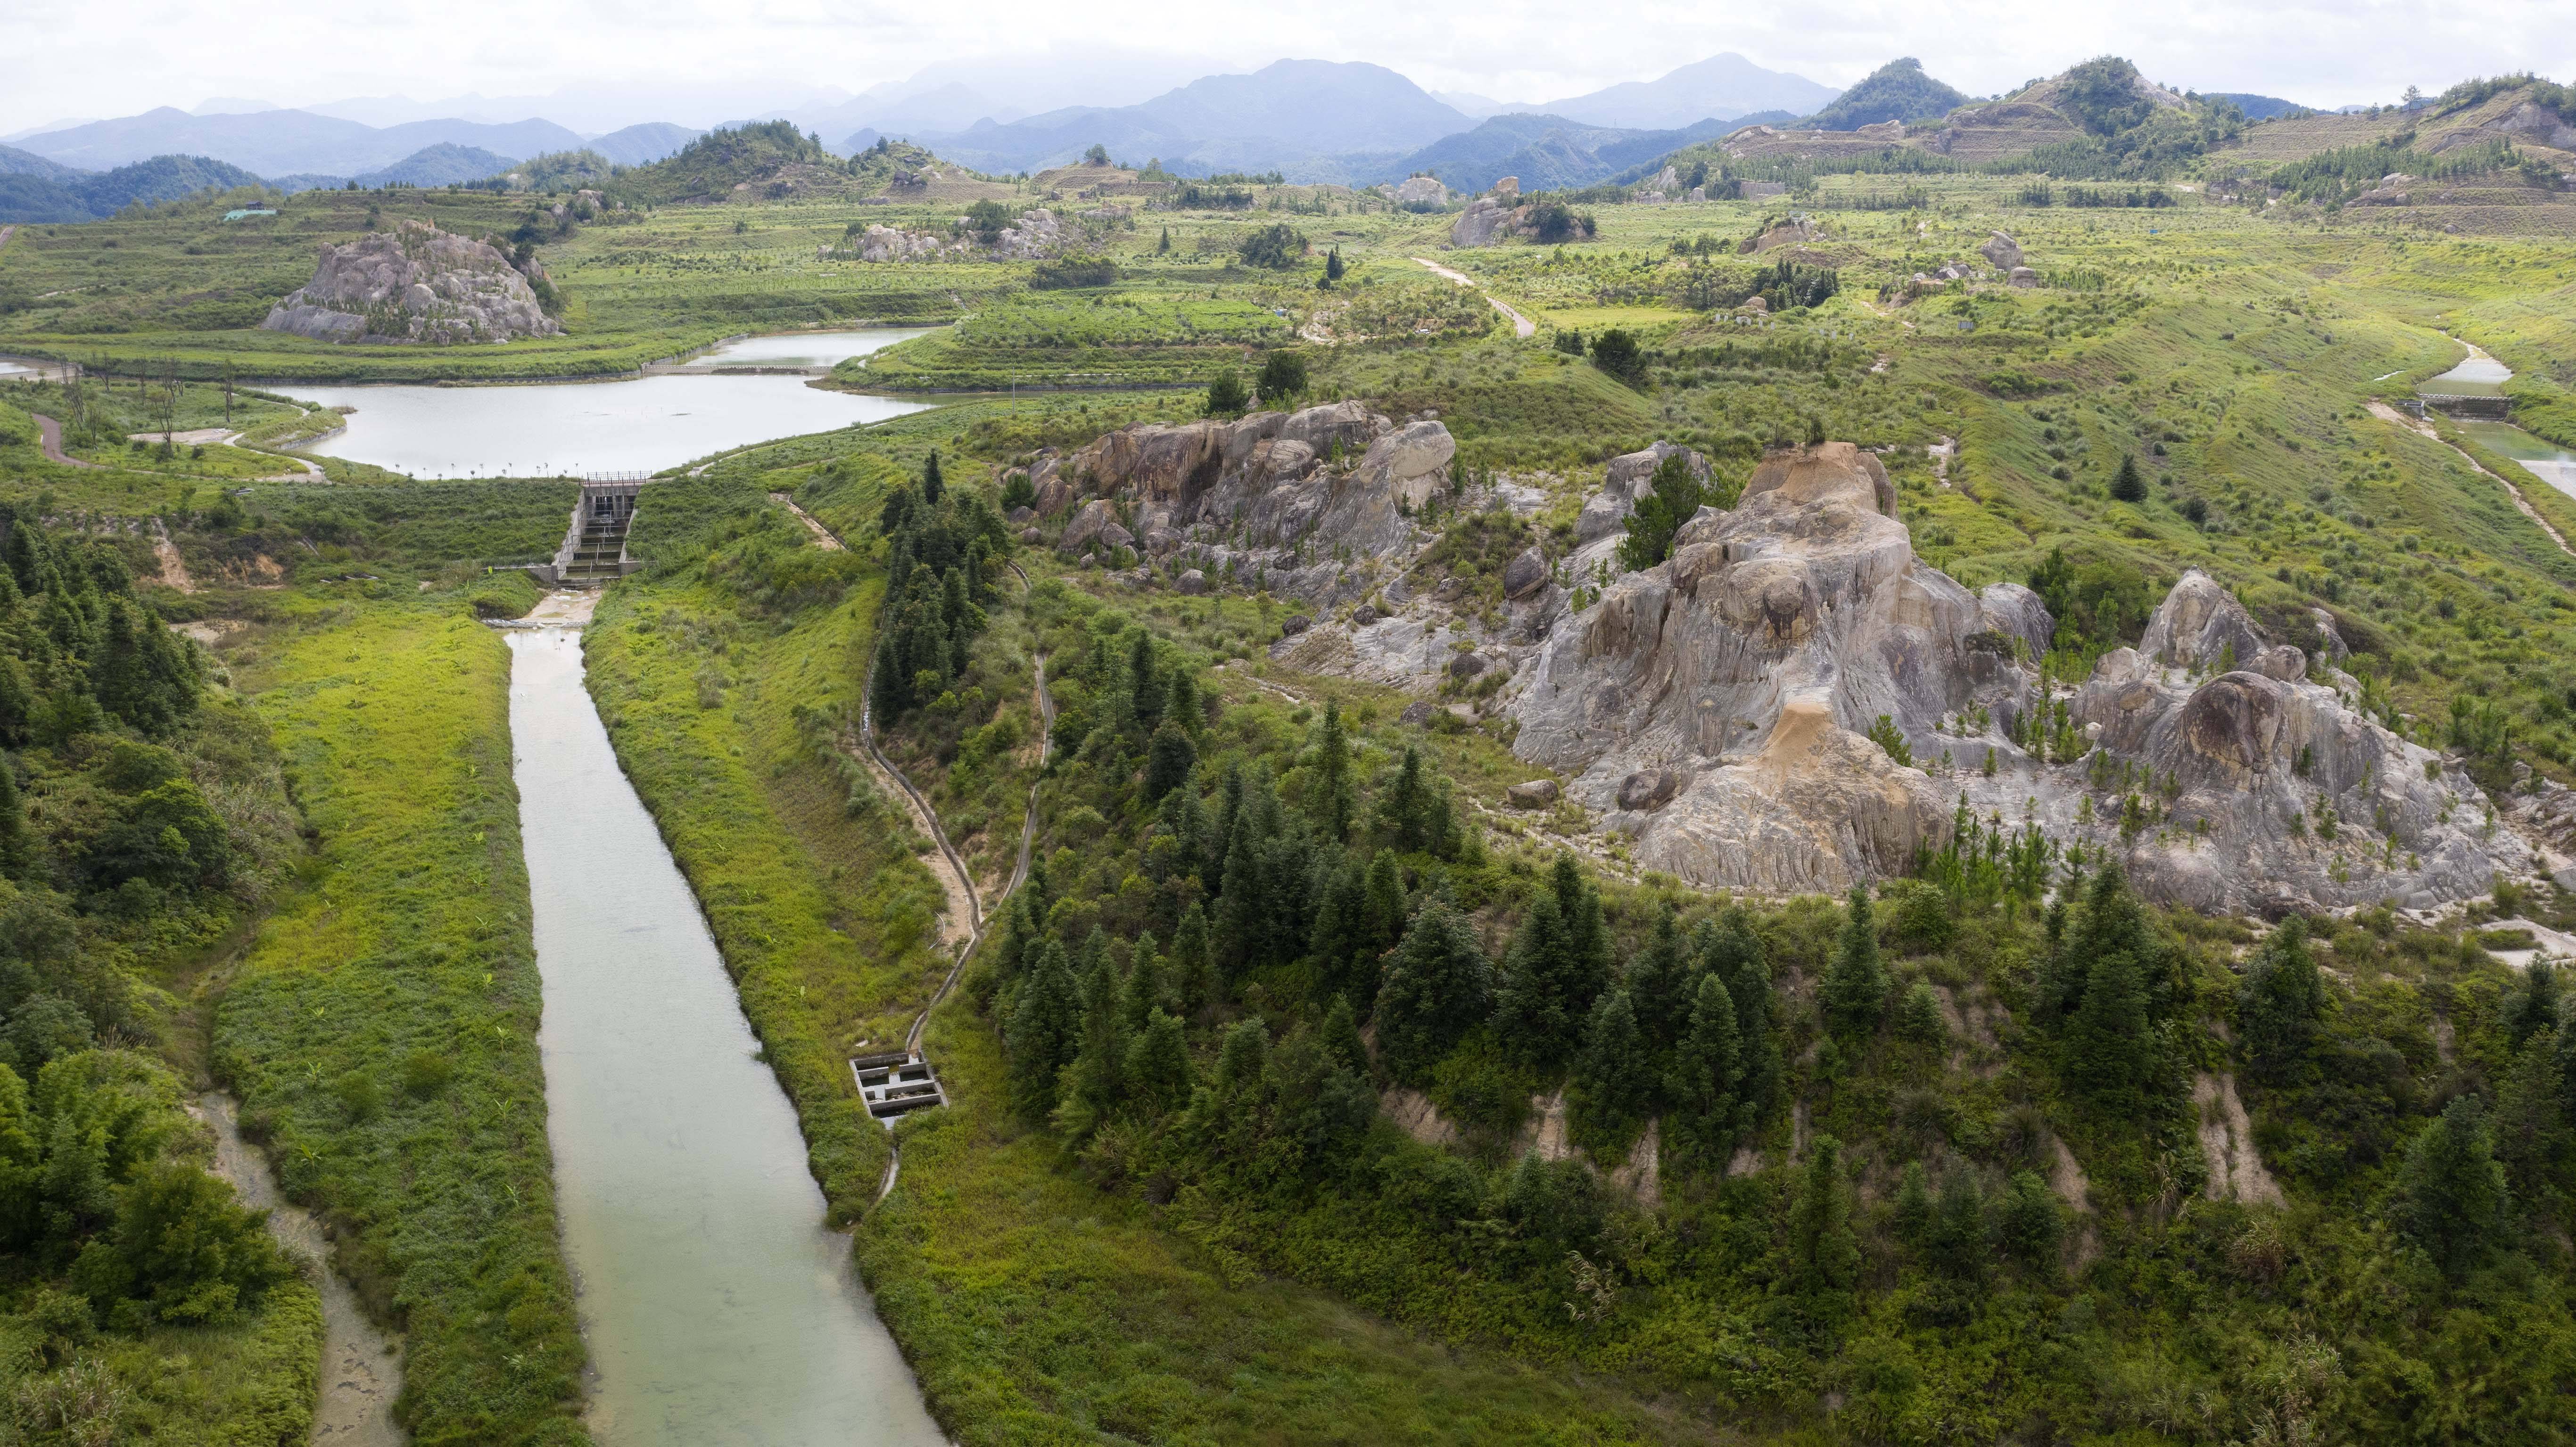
[30,414,103,469]
[769,493,844,550]
[1412,258,1536,338]
[2370,401,2576,560]
[871,563,1055,1202]
[193,1093,407,1447]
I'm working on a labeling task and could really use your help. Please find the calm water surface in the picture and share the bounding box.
[2459,419,2576,499]
[507,628,945,1447]
[281,330,931,477]
[689,328,931,369]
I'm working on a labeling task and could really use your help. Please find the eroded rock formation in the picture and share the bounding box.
[1034,401,1455,607]
[1507,443,2001,891]
[1500,443,2530,909]
[262,222,561,344]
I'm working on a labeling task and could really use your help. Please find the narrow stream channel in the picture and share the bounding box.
[504,625,946,1447]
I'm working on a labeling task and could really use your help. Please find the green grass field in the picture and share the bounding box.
[212,600,587,1447]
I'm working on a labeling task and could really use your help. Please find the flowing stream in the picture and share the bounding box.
[505,625,945,1447]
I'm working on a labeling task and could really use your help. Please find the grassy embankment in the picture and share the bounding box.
[567,451,960,1219]
[212,600,588,1447]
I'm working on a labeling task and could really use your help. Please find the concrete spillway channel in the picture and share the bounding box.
[505,608,945,1446]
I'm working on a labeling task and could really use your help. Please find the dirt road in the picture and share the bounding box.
[31,414,102,468]
[1412,257,1537,338]
[2370,400,2576,561]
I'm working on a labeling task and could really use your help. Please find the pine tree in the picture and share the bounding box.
[1892,1161,1935,1248]
[1126,1010,1193,1115]
[1373,898,1493,1083]
[2239,916,2327,1079]
[1171,902,1216,1016]
[1122,931,1166,1034]
[1215,1017,1271,1096]
[922,449,945,505]
[2503,956,2561,1049]
[1667,973,1742,1172]
[2067,934,2152,1100]
[1790,1136,1860,1300]
[1821,887,1888,1034]
[1308,855,1367,1001]
[0,760,29,878]
[1324,246,1345,282]
[1071,947,1128,1118]
[1625,906,1692,1060]
[1321,994,1368,1075]
[1571,988,1650,1147]
[1127,630,1163,727]
[1164,667,1199,734]
[1896,980,1948,1045]
[1143,722,1196,802]
[2392,1094,2511,1281]
[1309,699,1355,842]
[1007,941,1084,1122]
[1495,855,1613,1063]
[1157,225,1172,254]
[1929,1169,1987,1279]
[1359,852,1409,955]
[1998,1169,2063,1269]
[2558,996,2576,1126]
[1377,744,1449,853]
[1699,907,1778,1129]
[2110,453,2147,503]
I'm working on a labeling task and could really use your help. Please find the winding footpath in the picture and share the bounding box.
[762,494,1054,1201]
[1412,257,1537,338]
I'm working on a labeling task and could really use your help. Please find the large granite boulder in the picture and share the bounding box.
[1980,231,2024,270]
[1508,442,1981,890]
[262,222,561,344]
[1451,197,1525,247]
[2009,576,2531,913]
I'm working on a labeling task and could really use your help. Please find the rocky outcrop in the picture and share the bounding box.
[1507,443,1982,891]
[1451,197,1526,247]
[1040,401,1454,606]
[262,222,561,344]
[1989,571,2530,914]
[1387,175,1449,206]
[1499,441,2529,910]
[847,209,1065,262]
[1980,231,2024,270]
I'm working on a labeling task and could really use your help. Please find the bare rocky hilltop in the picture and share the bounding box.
[261,221,562,344]
[1023,410,2536,915]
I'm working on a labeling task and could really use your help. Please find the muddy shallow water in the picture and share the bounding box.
[505,626,944,1447]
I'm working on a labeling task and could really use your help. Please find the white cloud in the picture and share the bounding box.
[3,0,2570,137]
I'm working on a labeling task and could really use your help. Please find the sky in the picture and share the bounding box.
[7,0,2574,137]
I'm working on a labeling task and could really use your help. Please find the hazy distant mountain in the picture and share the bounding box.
[1534,54,1836,130]
[586,123,700,166]
[1800,58,1968,129]
[1384,114,1734,194]
[2205,93,2311,120]
[1431,92,1512,120]
[352,143,518,188]
[917,59,1470,180]
[0,152,264,222]
[0,144,85,183]
[9,107,582,179]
